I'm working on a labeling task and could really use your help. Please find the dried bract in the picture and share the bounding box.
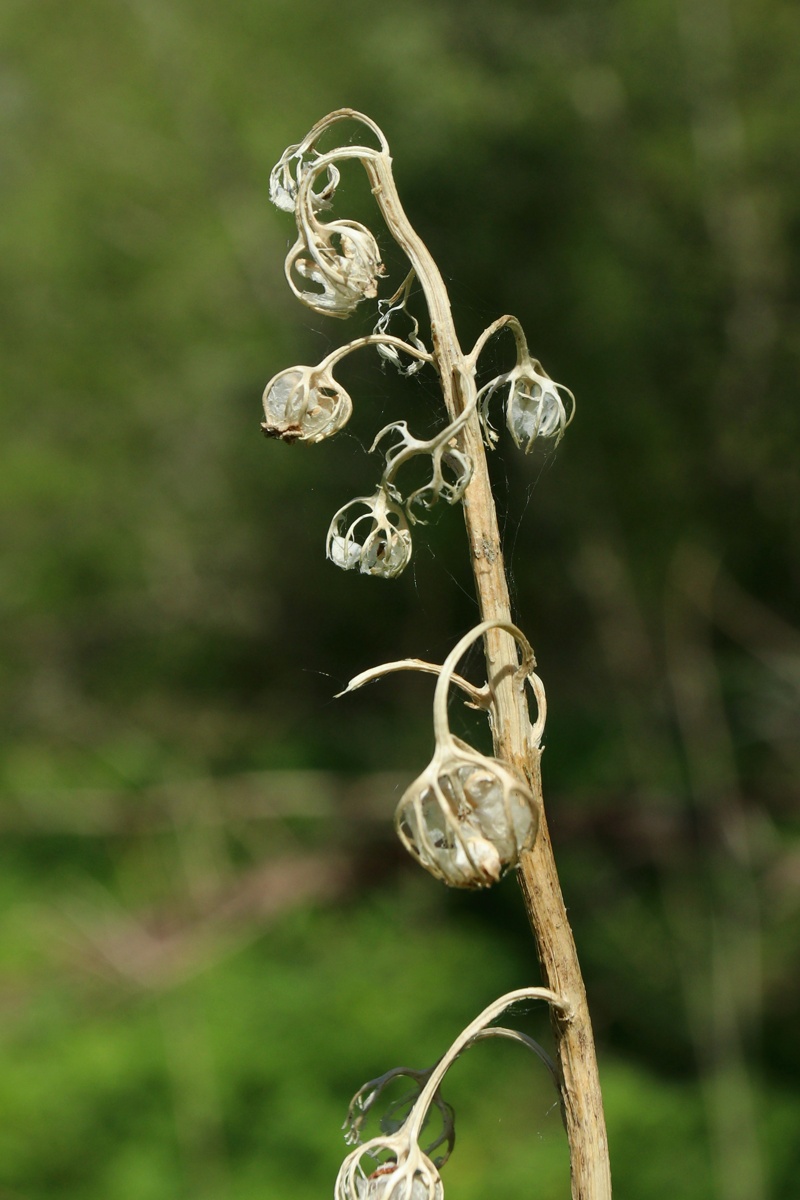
[261,365,353,443]
[327,486,412,579]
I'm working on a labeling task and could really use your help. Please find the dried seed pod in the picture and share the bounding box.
[334,987,570,1200]
[343,1065,455,1167]
[506,363,574,452]
[396,738,538,888]
[261,365,353,443]
[474,316,575,452]
[336,1140,443,1200]
[286,219,384,319]
[327,487,412,579]
[269,150,340,213]
[394,620,544,888]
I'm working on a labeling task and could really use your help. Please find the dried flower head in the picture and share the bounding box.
[337,620,544,886]
[327,486,412,579]
[261,365,353,443]
[392,621,543,887]
[335,987,569,1200]
[479,358,574,452]
[269,149,340,214]
[343,1065,455,1167]
[269,110,388,216]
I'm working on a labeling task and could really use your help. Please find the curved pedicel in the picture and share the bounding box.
[269,109,389,215]
[335,988,570,1199]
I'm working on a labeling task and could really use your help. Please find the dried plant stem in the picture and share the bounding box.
[363,137,612,1200]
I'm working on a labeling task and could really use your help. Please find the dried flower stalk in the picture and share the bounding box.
[263,109,611,1198]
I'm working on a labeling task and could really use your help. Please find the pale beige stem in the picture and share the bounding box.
[359,127,612,1200]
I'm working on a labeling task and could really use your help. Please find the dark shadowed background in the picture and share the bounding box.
[1,0,799,1197]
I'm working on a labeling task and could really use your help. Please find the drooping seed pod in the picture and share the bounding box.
[336,1140,443,1200]
[506,362,574,452]
[343,1065,455,1168]
[477,347,574,452]
[286,219,384,319]
[261,365,353,443]
[327,486,412,579]
[396,737,538,888]
[394,620,545,888]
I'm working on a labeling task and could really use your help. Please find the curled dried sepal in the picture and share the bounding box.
[396,737,538,888]
[394,620,544,888]
[327,486,412,579]
[261,365,353,443]
[336,1140,443,1200]
[286,219,384,319]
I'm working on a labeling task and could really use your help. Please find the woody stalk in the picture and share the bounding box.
[262,109,611,1198]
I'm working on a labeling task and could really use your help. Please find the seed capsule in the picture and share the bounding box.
[506,366,573,452]
[336,1141,443,1200]
[286,220,384,319]
[395,740,539,888]
[327,487,412,579]
[261,365,353,443]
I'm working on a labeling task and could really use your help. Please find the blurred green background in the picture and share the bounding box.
[1,0,799,1196]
